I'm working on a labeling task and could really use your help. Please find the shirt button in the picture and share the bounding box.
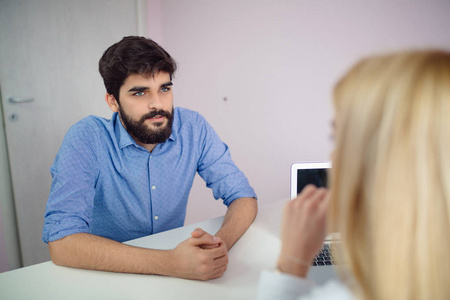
[151,185,156,190]
[154,216,159,220]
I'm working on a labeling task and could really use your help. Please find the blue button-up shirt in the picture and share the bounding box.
[42,107,256,243]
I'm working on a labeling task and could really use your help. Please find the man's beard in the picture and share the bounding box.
[119,106,174,145]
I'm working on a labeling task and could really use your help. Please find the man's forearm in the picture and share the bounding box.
[48,230,228,281]
[49,233,171,275]
[215,197,258,250]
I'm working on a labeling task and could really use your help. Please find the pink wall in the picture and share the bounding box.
[147,0,163,44]
[148,0,450,225]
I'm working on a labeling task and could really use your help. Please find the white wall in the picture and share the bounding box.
[0,97,22,272]
[0,0,141,270]
[148,0,450,225]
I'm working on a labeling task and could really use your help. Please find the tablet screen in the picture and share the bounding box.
[290,162,331,199]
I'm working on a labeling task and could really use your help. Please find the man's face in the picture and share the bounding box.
[115,72,174,145]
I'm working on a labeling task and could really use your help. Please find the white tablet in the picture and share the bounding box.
[290,162,331,199]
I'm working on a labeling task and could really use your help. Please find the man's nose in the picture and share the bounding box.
[148,93,164,110]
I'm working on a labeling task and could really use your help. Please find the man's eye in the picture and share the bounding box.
[161,87,171,93]
[134,91,145,96]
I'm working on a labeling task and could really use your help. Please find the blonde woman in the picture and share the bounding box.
[257,50,450,299]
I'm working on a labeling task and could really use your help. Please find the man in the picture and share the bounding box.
[42,36,257,280]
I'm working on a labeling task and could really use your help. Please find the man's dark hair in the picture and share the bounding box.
[99,36,177,102]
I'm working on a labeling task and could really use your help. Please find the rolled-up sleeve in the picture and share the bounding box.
[257,270,314,300]
[42,122,99,243]
[196,115,257,206]
[257,270,353,300]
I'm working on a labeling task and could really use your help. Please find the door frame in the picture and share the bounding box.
[0,88,22,271]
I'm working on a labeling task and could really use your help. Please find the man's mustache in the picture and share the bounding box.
[139,110,172,123]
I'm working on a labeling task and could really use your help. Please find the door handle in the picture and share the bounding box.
[9,97,34,103]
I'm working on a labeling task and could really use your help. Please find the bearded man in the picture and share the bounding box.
[42,36,257,280]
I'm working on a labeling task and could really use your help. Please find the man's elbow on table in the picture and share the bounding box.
[48,233,92,267]
[48,237,69,266]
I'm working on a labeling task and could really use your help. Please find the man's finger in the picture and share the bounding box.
[200,243,220,249]
[191,228,206,238]
[190,232,221,247]
[209,265,228,279]
[202,243,228,260]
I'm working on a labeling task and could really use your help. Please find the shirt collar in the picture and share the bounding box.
[113,111,177,150]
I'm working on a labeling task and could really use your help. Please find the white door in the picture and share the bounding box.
[0,0,140,266]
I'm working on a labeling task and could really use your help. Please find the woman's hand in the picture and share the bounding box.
[277,184,329,277]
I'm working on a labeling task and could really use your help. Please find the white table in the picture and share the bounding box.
[0,199,287,300]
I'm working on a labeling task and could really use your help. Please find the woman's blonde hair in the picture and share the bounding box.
[329,50,450,299]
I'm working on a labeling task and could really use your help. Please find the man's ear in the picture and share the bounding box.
[105,93,119,112]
